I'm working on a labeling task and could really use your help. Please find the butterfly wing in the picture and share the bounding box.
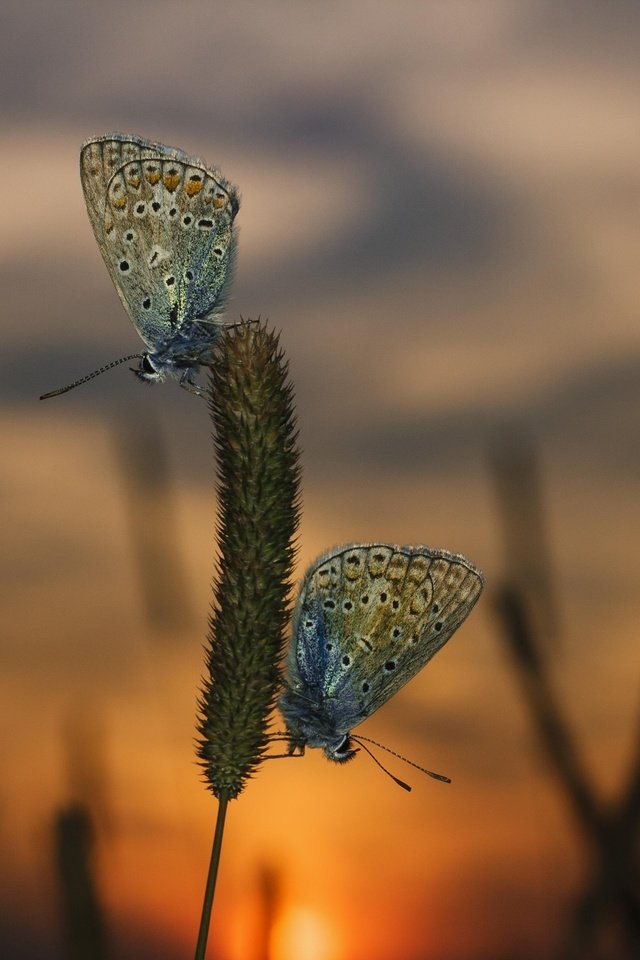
[80,133,239,355]
[288,544,484,734]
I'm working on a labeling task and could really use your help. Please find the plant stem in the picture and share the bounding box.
[194,792,230,960]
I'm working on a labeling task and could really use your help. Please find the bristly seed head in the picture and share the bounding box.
[196,321,301,799]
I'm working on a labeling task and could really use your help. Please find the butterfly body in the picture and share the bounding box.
[80,133,239,392]
[279,543,484,763]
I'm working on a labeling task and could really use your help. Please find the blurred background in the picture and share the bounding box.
[2,2,639,958]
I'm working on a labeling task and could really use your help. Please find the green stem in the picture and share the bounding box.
[194,792,230,960]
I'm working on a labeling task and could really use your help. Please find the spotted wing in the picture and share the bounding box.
[288,543,484,732]
[80,133,239,352]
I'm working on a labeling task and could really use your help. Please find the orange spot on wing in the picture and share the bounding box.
[146,170,162,185]
[163,173,181,192]
[185,180,203,197]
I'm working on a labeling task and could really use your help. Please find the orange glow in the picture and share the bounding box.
[4,6,640,959]
[271,905,343,960]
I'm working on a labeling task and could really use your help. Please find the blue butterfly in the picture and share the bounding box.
[279,544,484,785]
[42,133,239,399]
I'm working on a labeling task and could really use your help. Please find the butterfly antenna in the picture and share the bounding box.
[352,737,412,791]
[40,354,144,399]
[352,735,451,784]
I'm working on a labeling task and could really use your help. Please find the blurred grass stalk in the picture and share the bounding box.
[194,322,301,960]
[55,804,109,960]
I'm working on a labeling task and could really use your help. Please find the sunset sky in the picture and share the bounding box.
[2,3,640,959]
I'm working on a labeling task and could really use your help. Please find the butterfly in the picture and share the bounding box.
[41,133,240,399]
[278,544,484,783]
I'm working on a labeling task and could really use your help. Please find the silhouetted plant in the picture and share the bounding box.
[194,321,300,959]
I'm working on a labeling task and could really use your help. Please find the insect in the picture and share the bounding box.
[41,133,240,399]
[278,543,484,787]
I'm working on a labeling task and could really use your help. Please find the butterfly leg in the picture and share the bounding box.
[196,316,258,332]
[179,370,207,397]
[263,734,306,760]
